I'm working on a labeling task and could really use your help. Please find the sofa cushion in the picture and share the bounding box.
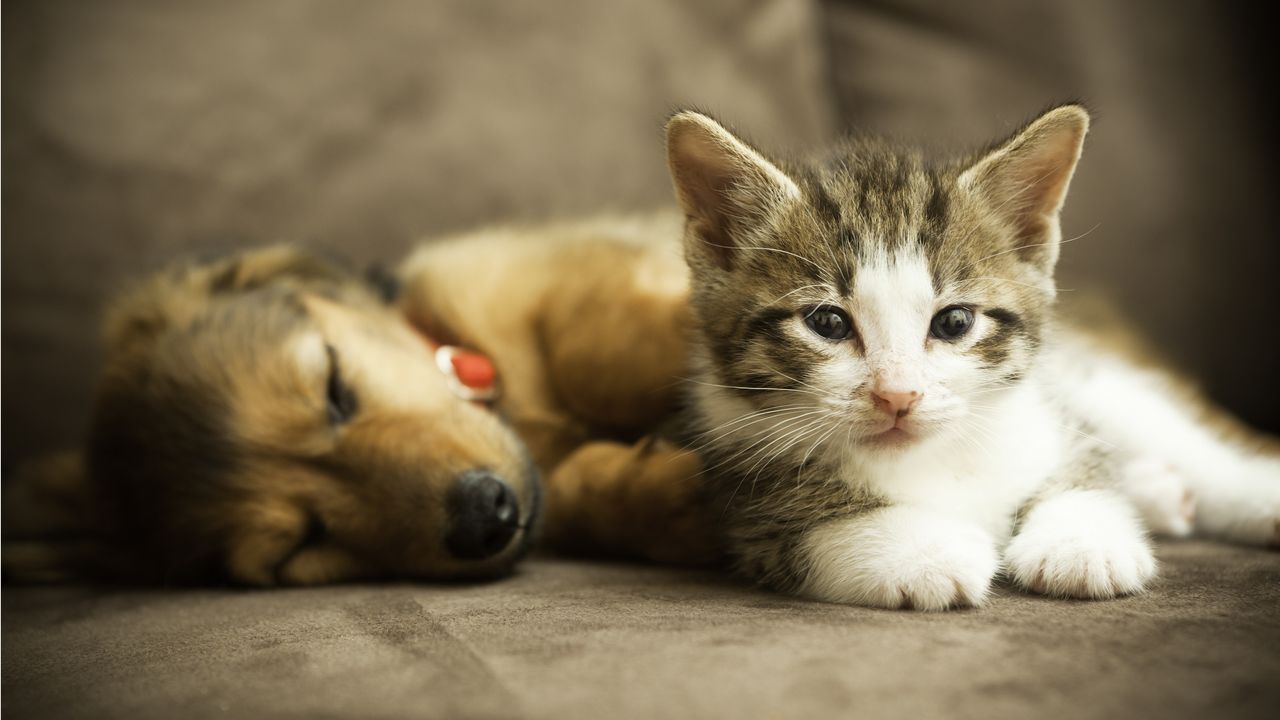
[1,0,835,464]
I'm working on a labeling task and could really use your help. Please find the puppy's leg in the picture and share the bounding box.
[538,242,691,433]
[545,437,720,564]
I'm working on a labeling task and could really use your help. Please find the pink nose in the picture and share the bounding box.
[872,388,921,418]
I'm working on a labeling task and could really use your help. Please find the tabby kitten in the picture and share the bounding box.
[665,105,1280,610]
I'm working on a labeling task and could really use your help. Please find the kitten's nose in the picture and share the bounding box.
[872,387,921,418]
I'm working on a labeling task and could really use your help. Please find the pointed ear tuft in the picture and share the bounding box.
[960,104,1090,271]
[665,111,800,270]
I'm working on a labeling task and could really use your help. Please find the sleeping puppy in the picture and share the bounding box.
[4,217,715,585]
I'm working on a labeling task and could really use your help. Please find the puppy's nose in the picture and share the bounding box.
[872,387,921,418]
[445,470,521,560]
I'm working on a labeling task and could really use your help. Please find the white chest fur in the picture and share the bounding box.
[839,383,1065,540]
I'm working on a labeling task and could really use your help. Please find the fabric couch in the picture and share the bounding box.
[4,2,1277,717]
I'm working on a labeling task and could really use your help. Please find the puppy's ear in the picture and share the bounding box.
[205,246,351,294]
[103,246,354,356]
[959,104,1090,273]
[666,111,800,270]
[364,263,402,303]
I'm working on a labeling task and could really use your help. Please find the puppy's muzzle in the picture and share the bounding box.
[445,470,521,560]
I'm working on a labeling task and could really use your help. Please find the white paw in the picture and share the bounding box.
[1120,456,1196,537]
[1006,490,1157,599]
[800,507,998,611]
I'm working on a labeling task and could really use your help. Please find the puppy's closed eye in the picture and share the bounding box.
[324,345,359,424]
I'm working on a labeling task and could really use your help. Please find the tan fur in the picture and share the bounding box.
[6,217,719,585]
[396,214,716,561]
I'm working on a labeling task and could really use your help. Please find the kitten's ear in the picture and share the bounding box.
[666,111,800,270]
[960,104,1090,272]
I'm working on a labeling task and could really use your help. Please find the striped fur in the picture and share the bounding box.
[667,106,1171,608]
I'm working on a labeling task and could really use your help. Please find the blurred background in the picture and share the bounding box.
[3,0,1277,466]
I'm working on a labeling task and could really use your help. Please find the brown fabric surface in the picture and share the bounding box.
[4,541,1279,720]
[1,0,835,465]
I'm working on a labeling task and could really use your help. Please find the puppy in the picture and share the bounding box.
[5,218,715,585]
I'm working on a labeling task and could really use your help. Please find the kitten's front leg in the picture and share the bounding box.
[1005,489,1156,599]
[797,506,999,611]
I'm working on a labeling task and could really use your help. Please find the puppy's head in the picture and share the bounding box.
[90,247,540,585]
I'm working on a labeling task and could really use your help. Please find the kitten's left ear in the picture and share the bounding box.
[960,104,1090,272]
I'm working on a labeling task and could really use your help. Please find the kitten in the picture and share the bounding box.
[665,105,1280,610]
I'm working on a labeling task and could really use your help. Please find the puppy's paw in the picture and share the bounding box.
[1120,457,1196,537]
[800,507,997,611]
[1007,490,1156,599]
[277,544,364,585]
[548,438,721,564]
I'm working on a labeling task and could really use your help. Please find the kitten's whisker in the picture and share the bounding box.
[766,368,843,401]
[750,413,835,465]
[689,405,823,447]
[694,410,835,478]
[678,376,834,399]
[796,420,844,484]
[949,276,1050,293]
[743,415,838,496]
[737,412,837,475]
[966,381,1022,397]
[718,413,836,507]
[958,416,999,463]
[690,403,816,437]
[971,222,1100,265]
[696,240,830,275]
[764,284,831,308]
[1057,423,1118,450]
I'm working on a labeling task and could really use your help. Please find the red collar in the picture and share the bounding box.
[411,325,500,404]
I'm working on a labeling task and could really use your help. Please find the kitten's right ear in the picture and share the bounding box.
[960,105,1090,272]
[665,112,800,270]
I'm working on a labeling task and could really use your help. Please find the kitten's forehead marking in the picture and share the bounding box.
[852,246,934,362]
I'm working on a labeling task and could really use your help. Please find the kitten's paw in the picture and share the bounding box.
[800,507,998,611]
[1120,457,1195,537]
[1007,490,1156,599]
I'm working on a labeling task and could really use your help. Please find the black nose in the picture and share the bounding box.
[445,470,521,560]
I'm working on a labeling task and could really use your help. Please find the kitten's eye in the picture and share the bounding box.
[325,345,359,424]
[803,305,853,340]
[930,306,975,341]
